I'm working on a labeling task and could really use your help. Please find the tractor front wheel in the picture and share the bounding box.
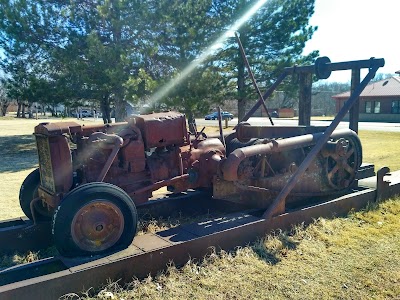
[52,182,138,257]
[19,168,53,221]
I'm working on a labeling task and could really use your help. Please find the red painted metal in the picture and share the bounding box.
[33,112,225,210]
[133,111,189,148]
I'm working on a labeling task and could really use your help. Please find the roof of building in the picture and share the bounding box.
[332,76,400,99]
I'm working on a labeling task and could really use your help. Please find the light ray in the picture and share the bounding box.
[148,0,269,106]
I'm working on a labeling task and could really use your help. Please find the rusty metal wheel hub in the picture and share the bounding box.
[325,138,357,190]
[71,200,124,252]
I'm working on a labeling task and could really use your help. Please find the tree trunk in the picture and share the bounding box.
[101,95,112,124]
[28,103,33,119]
[186,109,196,134]
[17,101,22,118]
[114,98,127,122]
[0,102,9,116]
[21,103,26,118]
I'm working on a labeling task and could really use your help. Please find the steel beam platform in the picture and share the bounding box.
[0,190,250,254]
[0,169,399,300]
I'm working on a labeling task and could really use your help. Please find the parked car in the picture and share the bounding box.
[271,110,279,118]
[72,109,94,118]
[204,111,234,120]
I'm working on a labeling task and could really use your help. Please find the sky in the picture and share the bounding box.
[302,0,399,83]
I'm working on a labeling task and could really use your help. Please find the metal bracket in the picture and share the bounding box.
[376,166,390,202]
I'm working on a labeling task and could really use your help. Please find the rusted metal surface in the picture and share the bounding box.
[3,180,400,299]
[262,59,384,219]
[36,135,73,196]
[70,200,125,252]
[349,69,361,133]
[133,111,189,148]
[356,163,375,179]
[0,218,52,253]
[298,73,312,126]
[222,128,359,182]
[376,167,390,201]
[323,136,361,190]
[235,124,328,141]
[33,111,226,211]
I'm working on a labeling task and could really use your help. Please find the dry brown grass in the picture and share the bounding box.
[359,130,400,171]
[83,199,400,300]
[0,116,103,220]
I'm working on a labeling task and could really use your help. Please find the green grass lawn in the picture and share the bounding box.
[0,117,399,299]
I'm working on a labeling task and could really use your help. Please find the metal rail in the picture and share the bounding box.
[0,191,249,254]
[0,170,398,299]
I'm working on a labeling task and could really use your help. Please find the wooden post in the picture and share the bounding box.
[298,73,312,126]
[349,69,361,133]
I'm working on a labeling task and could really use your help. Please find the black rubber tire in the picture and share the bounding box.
[19,168,52,221]
[52,182,138,257]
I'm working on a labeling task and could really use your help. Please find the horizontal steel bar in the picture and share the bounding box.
[284,58,385,74]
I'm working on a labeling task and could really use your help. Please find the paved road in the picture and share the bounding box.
[197,118,400,132]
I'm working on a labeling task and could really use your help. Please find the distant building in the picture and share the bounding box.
[332,74,400,122]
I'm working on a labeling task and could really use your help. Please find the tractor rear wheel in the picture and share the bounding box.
[52,182,138,257]
[19,168,53,221]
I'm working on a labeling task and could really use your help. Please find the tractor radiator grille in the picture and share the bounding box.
[35,135,56,193]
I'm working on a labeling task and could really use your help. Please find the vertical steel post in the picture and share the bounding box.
[298,73,312,126]
[349,69,361,133]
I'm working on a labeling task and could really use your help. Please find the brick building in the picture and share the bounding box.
[332,72,400,122]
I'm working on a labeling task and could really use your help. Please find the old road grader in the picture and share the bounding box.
[1,57,400,299]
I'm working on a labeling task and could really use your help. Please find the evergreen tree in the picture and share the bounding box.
[213,0,319,120]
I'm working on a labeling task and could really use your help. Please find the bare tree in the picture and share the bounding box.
[0,84,11,117]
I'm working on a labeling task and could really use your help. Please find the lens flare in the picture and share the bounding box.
[148,0,269,106]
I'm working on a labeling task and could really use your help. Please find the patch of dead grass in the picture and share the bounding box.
[86,198,400,300]
[0,247,59,271]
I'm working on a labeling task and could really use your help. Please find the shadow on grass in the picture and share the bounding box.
[252,231,300,265]
[0,135,38,173]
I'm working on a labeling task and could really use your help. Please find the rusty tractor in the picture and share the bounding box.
[19,56,384,257]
